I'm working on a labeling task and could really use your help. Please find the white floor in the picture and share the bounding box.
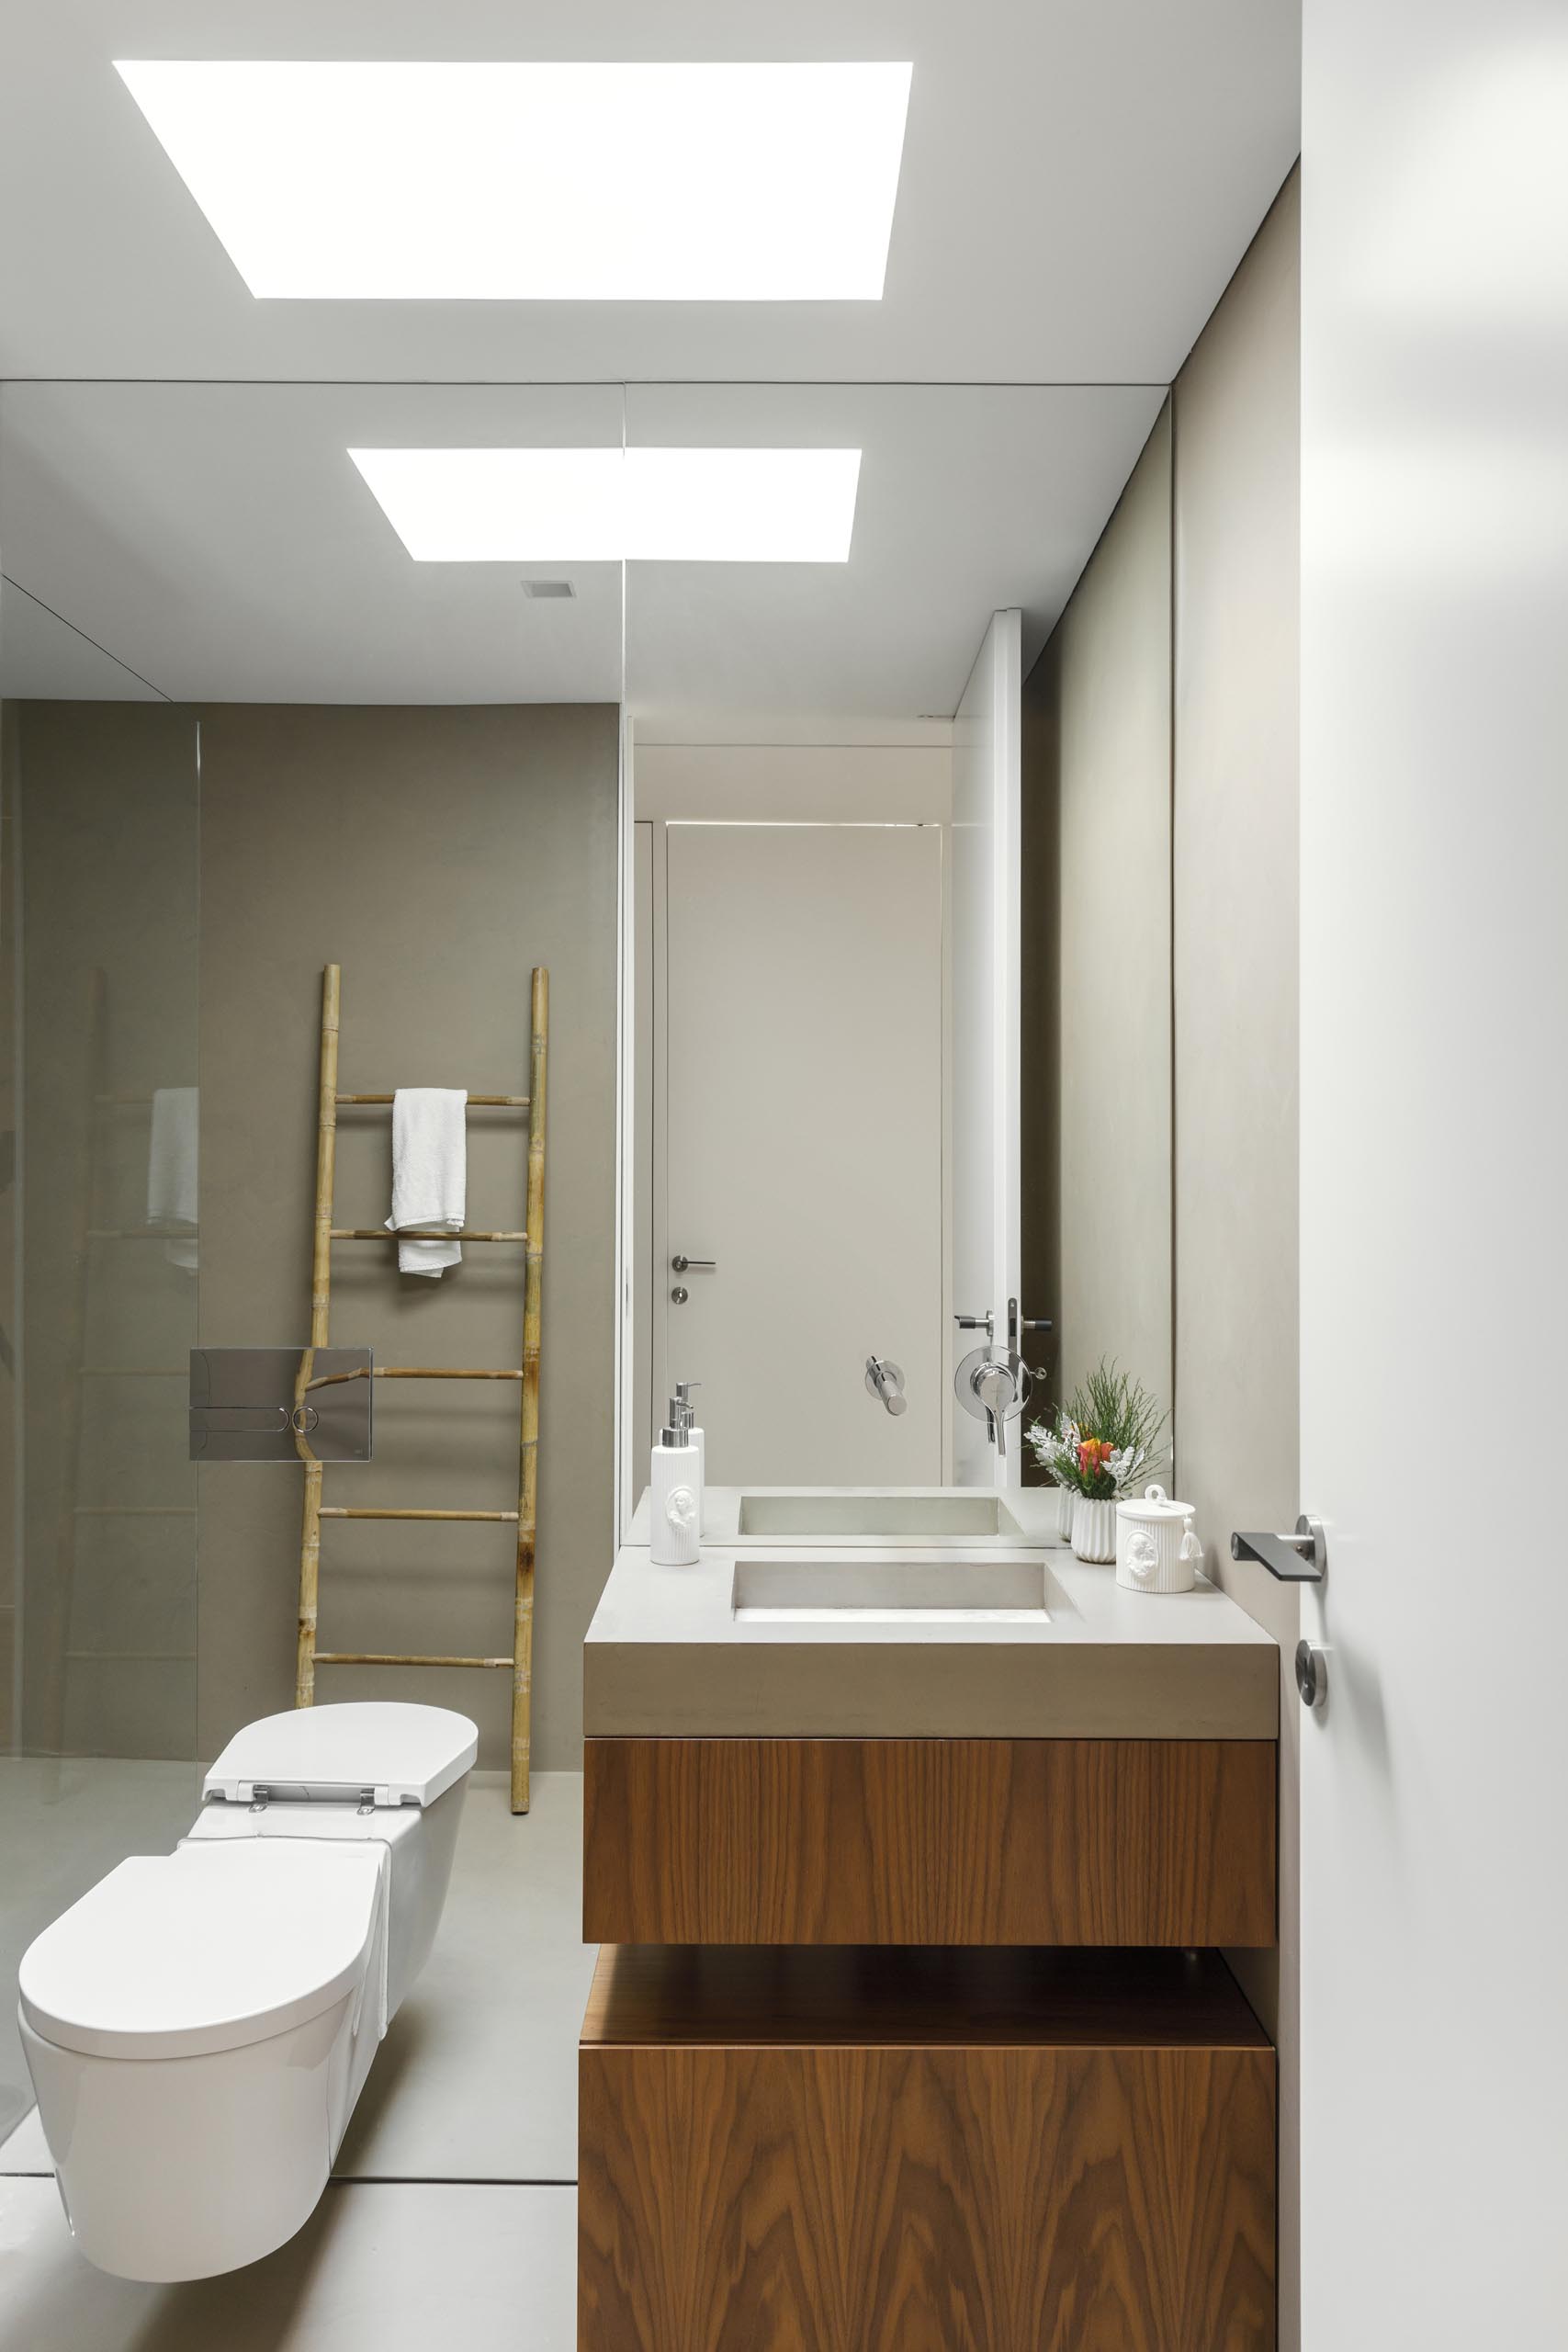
[0,1764,592,2349]
[0,2183,576,2352]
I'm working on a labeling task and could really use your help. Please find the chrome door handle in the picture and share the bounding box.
[1230,1516,1327,1583]
[1005,1297,1054,1350]
[953,1310,995,1339]
[671,1255,716,1273]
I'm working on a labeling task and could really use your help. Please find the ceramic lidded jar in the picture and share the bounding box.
[1115,1484,1201,1593]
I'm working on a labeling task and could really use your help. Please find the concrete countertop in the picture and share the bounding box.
[588,1487,1279,1741]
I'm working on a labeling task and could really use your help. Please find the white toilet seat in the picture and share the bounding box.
[204,1700,477,1808]
[19,1838,385,2063]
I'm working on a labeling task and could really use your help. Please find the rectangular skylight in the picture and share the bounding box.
[348,448,862,562]
[114,62,912,300]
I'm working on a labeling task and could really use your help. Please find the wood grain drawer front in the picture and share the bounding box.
[583,1736,1277,1947]
[580,2038,1277,2352]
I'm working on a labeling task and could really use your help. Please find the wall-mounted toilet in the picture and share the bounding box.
[17,1701,477,2281]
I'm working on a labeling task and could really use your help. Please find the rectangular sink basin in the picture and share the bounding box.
[737,1492,1021,1541]
[733,1555,1049,1624]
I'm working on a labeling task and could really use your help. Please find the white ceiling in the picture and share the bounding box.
[0,1,1300,386]
[0,379,1163,714]
[0,4,1296,716]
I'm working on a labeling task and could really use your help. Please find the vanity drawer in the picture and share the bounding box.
[582,1736,1276,1947]
[579,1943,1277,2352]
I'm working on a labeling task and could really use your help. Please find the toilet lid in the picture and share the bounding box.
[203,1701,478,1809]
[19,1840,384,2062]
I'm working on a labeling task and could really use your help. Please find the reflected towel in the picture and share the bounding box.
[386,1088,467,1275]
[147,1085,198,1272]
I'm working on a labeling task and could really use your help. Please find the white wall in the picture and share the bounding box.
[1301,4,1568,2343]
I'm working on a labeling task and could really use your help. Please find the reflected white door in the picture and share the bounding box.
[660,822,943,1487]
[950,610,1022,1487]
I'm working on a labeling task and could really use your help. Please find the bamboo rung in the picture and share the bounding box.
[313,1651,511,1669]
[306,1364,524,1391]
[330,1227,527,1242]
[336,1092,528,1108]
[319,1506,519,1522]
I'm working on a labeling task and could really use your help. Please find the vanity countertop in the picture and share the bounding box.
[587,1487,1279,1741]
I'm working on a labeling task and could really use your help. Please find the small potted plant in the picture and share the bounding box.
[1030,1361,1168,1563]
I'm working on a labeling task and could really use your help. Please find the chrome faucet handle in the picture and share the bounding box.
[953,1344,1032,1456]
[972,1360,1017,1459]
[865,1356,908,1417]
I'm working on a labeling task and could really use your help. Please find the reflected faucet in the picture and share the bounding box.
[864,1356,908,1417]
[954,1344,1032,1457]
[973,1359,1018,1457]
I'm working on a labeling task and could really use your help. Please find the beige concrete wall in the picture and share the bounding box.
[1021,406,1174,1436]
[1172,165,1301,2349]
[195,704,619,1772]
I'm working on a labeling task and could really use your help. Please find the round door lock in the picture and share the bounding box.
[1295,1639,1326,1708]
[670,1285,689,1305]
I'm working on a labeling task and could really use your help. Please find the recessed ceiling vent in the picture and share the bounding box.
[521,579,575,600]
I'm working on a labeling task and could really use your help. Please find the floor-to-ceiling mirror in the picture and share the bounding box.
[619,381,1177,1512]
[2,357,1181,2193]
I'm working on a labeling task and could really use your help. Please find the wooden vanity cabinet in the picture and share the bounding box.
[580,1944,1276,2352]
[581,1734,1279,2351]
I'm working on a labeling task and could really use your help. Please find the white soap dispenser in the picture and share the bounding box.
[649,1415,701,1566]
[673,1380,705,1534]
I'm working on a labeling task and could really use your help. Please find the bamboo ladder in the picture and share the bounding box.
[293,963,547,1814]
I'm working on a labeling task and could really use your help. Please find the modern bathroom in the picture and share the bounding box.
[2,9,1563,2351]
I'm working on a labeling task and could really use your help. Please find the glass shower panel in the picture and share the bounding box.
[4,699,200,1761]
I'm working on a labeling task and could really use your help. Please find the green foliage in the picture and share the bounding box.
[1029,1360,1168,1498]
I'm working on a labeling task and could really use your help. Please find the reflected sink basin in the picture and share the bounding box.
[732,1555,1050,1623]
[737,1491,1024,1542]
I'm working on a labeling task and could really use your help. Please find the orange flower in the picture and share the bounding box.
[1078,1438,1113,1476]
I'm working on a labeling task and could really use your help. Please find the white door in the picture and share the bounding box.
[950,609,1023,1487]
[660,821,944,1487]
[1301,1,1568,2339]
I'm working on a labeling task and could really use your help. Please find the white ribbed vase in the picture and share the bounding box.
[1070,1496,1118,1563]
[1055,1484,1076,1542]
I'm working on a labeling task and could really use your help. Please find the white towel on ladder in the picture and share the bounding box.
[385,1088,468,1275]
